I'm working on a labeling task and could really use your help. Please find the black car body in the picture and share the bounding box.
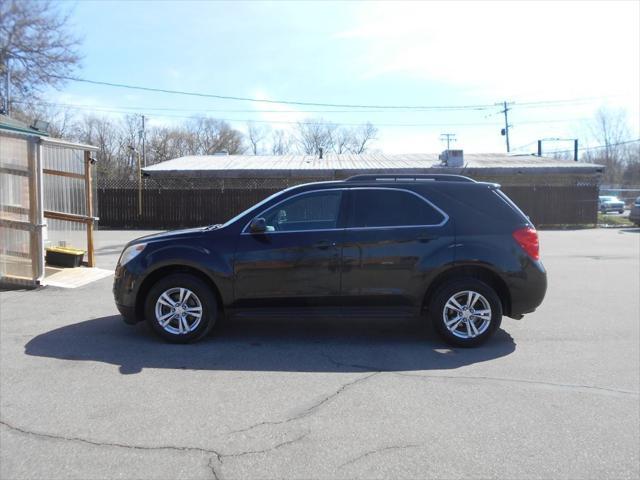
[114,174,547,346]
[629,196,640,226]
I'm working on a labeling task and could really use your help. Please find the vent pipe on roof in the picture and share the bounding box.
[319,148,323,159]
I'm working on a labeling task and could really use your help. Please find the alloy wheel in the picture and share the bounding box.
[154,287,203,335]
[442,290,492,339]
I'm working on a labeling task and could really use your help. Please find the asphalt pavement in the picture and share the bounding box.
[1,228,638,479]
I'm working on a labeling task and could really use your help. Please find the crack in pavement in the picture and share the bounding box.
[207,431,310,479]
[227,372,380,435]
[225,431,310,459]
[0,419,223,456]
[339,444,421,468]
[208,454,222,480]
[320,352,386,372]
[1,419,308,480]
[393,372,639,397]
[319,352,638,398]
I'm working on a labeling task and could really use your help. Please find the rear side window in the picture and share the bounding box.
[349,189,445,228]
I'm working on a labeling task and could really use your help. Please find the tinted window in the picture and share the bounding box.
[350,189,444,228]
[261,190,342,231]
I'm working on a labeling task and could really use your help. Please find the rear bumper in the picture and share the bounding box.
[506,260,547,317]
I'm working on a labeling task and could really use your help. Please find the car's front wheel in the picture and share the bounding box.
[428,278,502,347]
[144,273,217,343]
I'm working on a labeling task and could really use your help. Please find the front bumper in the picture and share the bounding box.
[113,264,144,324]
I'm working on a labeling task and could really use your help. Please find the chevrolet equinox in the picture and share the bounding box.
[113,174,547,347]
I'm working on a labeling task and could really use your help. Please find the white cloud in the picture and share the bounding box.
[333,0,639,152]
[338,1,639,100]
[246,89,307,130]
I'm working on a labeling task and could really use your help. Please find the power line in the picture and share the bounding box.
[17,97,607,114]
[13,99,487,114]
[12,99,591,128]
[51,75,496,110]
[52,75,616,111]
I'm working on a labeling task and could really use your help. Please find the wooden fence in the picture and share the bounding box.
[96,184,598,229]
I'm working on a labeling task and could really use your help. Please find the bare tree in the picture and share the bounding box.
[350,122,378,154]
[186,116,244,155]
[270,129,293,155]
[294,119,336,154]
[0,0,82,108]
[246,122,270,155]
[10,102,76,138]
[584,107,636,185]
[74,115,125,179]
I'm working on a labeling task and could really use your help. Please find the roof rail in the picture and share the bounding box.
[345,174,476,183]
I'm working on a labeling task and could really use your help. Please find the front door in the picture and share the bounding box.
[233,189,346,308]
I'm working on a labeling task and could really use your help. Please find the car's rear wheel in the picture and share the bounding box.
[144,273,216,343]
[428,278,502,347]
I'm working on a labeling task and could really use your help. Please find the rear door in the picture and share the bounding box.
[340,187,454,310]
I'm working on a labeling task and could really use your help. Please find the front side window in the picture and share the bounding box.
[260,190,342,232]
[350,189,445,228]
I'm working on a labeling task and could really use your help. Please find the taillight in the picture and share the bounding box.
[513,227,540,260]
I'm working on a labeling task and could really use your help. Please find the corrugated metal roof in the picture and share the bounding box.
[0,114,50,136]
[142,152,603,178]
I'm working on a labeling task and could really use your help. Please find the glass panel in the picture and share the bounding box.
[44,218,88,264]
[42,144,84,174]
[0,134,35,284]
[351,190,444,228]
[262,191,342,231]
[43,174,86,216]
[0,227,34,283]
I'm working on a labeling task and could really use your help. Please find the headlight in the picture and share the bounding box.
[118,243,147,266]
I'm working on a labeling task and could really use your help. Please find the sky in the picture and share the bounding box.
[46,0,640,154]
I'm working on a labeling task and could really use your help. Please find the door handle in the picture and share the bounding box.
[313,240,335,249]
[417,235,437,243]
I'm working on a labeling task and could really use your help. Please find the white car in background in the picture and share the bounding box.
[598,195,625,214]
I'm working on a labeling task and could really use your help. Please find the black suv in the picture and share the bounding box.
[113,174,546,347]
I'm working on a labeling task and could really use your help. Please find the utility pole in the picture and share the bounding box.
[140,114,146,167]
[440,133,457,150]
[497,101,513,153]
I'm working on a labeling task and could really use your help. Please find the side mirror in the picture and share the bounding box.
[249,217,267,233]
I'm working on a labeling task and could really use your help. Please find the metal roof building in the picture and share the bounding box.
[97,151,604,229]
[142,152,603,181]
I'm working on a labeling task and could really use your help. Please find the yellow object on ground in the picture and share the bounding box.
[45,246,86,255]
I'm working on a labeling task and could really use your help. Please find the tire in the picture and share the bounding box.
[428,277,502,347]
[618,210,624,214]
[144,273,217,343]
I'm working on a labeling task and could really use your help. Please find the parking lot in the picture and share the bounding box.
[1,228,638,480]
